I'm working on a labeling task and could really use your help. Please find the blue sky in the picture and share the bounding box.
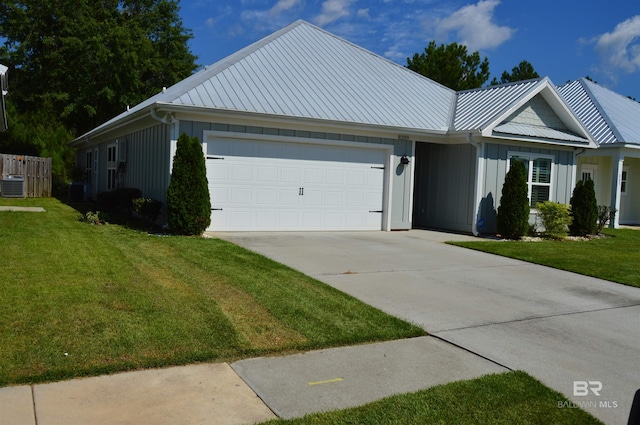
[180,0,640,99]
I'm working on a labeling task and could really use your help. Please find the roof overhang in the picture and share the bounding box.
[71,102,451,148]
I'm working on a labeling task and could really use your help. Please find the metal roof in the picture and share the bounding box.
[76,20,456,141]
[557,78,640,145]
[453,79,543,131]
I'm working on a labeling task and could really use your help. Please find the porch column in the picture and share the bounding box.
[610,153,624,228]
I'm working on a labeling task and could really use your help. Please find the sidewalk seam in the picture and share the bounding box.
[429,335,514,372]
[31,385,37,425]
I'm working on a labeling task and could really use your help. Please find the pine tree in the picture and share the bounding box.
[166,133,210,235]
[569,179,598,236]
[497,160,530,239]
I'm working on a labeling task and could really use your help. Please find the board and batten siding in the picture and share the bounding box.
[123,124,171,202]
[180,120,414,230]
[480,143,575,233]
[78,123,171,200]
[413,142,476,233]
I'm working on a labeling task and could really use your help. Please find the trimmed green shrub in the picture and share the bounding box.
[497,160,530,240]
[166,133,211,235]
[536,201,571,239]
[569,179,598,236]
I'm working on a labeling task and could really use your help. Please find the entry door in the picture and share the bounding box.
[206,138,386,231]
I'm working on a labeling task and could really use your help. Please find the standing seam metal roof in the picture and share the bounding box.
[166,20,456,131]
[557,79,620,145]
[453,79,543,131]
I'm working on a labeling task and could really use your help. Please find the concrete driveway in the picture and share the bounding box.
[215,230,640,424]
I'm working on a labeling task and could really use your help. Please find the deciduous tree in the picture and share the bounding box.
[0,0,198,135]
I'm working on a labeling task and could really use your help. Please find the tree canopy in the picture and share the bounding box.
[0,0,197,134]
[491,60,540,85]
[406,41,490,91]
[0,0,198,183]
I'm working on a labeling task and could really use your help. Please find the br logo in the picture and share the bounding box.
[573,381,602,396]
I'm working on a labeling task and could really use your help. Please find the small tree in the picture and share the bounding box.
[497,160,530,239]
[166,133,211,235]
[536,201,571,239]
[569,179,598,236]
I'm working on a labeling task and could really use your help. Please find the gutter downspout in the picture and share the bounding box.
[572,148,586,195]
[468,133,485,237]
[150,108,180,193]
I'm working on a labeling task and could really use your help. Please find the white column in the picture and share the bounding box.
[609,152,624,228]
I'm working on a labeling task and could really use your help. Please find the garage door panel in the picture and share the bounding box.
[256,188,278,204]
[206,139,386,231]
[279,167,300,183]
[231,188,253,204]
[229,211,252,227]
[258,166,278,182]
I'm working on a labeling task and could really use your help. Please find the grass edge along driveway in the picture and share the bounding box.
[449,228,640,288]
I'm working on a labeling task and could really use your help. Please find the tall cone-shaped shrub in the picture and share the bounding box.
[166,133,211,235]
[569,178,598,236]
[497,160,530,239]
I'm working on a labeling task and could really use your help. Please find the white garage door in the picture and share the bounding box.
[206,138,387,231]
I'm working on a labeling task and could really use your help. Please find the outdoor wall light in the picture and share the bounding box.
[400,155,410,165]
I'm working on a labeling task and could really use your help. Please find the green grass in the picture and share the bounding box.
[450,229,640,288]
[0,198,424,385]
[261,371,603,425]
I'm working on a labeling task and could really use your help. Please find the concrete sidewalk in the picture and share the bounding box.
[0,337,506,425]
[0,363,276,425]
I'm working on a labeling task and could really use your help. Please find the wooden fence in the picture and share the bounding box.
[0,154,52,197]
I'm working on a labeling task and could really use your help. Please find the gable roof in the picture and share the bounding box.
[453,78,592,145]
[74,20,456,142]
[558,78,640,146]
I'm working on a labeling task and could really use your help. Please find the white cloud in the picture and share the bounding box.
[594,16,640,73]
[241,0,305,28]
[357,8,370,19]
[435,0,513,51]
[313,0,356,27]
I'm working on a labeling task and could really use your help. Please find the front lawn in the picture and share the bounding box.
[262,371,603,425]
[0,198,424,385]
[450,229,640,288]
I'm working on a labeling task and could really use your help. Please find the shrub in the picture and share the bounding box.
[569,179,598,236]
[596,206,617,235]
[536,201,571,239]
[166,133,211,235]
[497,160,530,240]
[78,211,109,225]
[132,197,163,222]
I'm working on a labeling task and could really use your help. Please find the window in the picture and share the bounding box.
[580,165,597,184]
[621,167,628,194]
[85,151,92,184]
[107,144,117,191]
[508,153,553,208]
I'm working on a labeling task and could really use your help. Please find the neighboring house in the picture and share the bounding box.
[71,20,599,234]
[558,78,640,227]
